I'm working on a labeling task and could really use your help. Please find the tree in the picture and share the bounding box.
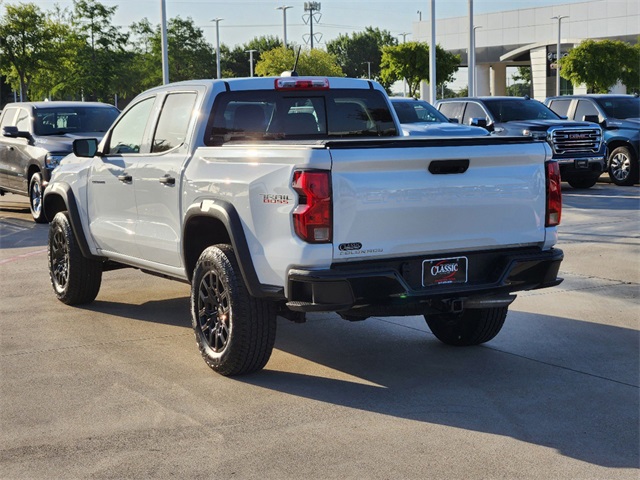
[326,27,397,89]
[0,3,54,100]
[129,16,215,92]
[223,36,282,78]
[508,66,532,97]
[380,42,460,97]
[71,0,129,102]
[255,47,343,77]
[560,39,639,93]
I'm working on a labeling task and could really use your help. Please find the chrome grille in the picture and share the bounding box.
[550,127,602,154]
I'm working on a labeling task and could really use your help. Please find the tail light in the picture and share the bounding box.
[292,170,332,243]
[545,160,562,227]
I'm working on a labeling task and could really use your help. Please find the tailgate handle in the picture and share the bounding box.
[428,159,469,175]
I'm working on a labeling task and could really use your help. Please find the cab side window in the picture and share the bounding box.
[107,97,155,154]
[438,102,464,123]
[548,99,571,118]
[152,92,198,153]
[462,102,487,125]
[574,100,599,122]
[0,108,18,129]
[15,109,31,132]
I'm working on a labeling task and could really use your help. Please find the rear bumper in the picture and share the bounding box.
[286,247,563,316]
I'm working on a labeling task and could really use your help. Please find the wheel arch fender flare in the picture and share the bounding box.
[43,182,100,260]
[183,199,283,299]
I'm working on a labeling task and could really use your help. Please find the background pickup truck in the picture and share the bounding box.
[436,96,606,189]
[0,101,119,222]
[43,76,564,376]
[545,94,640,186]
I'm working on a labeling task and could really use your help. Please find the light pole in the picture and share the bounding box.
[473,25,482,95]
[429,0,436,103]
[363,61,371,79]
[246,49,257,77]
[398,33,410,96]
[211,18,223,79]
[468,0,474,96]
[160,0,169,84]
[552,15,569,96]
[417,10,422,21]
[276,6,293,48]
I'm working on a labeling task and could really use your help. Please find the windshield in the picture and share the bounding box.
[34,106,120,136]
[206,89,398,145]
[483,99,560,123]
[594,97,640,120]
[392,99,449,124]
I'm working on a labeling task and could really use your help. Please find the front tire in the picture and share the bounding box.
[566,176,599,189]
[608,146,638,186]
[29,172,47,223]
[48,211,102,305]
[425,306,508,346]
[191,245,276,376]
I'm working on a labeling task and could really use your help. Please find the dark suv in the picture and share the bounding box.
[435,97,606,189]
[0,101,119,222]
[545,94,639,186]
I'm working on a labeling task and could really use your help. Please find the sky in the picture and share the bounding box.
[29,0,589,49]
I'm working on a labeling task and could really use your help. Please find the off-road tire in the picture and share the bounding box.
[29,172,47,223]
[48,211,102,304]
[608,146,638,186]
[191,245,276,376]
[425,306,508,346]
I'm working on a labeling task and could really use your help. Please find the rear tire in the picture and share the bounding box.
[608,146,638,186]
[29,172,47,223]
[191,245,276,376]
[48,211,102,305]
[425,306,508,346]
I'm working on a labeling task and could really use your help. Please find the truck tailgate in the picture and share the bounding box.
[329,138,551,261]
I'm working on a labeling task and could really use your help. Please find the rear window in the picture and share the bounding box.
[205,89,397,146]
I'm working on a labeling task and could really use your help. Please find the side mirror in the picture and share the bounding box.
[560,115,569,120]
[73,138,99,158]
[448,118,459,124]
[469,117,488,129]
[2,125,30,139]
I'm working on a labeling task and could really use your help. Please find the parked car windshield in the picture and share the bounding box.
[483,99,560,123]
[391,99,449,124]
[34,106,120,136]
[594,96,640,120]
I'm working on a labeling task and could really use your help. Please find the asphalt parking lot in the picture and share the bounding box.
[1,181,638,479]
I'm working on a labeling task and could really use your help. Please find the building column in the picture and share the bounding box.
[476,64,491,96]
[530,45,550,101]
[490,63,507,96]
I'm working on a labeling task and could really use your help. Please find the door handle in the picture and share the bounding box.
[159,175,175,186]
[117,174,132,183]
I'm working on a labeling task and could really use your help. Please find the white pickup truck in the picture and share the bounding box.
[43,76,564,376]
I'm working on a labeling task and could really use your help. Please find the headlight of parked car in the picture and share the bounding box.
[522,129,547,140]
[45,153,66,168]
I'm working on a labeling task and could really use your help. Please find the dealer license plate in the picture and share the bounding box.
[422,256,468,287]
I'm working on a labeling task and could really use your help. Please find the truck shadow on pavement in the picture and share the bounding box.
[244,311,639,469]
